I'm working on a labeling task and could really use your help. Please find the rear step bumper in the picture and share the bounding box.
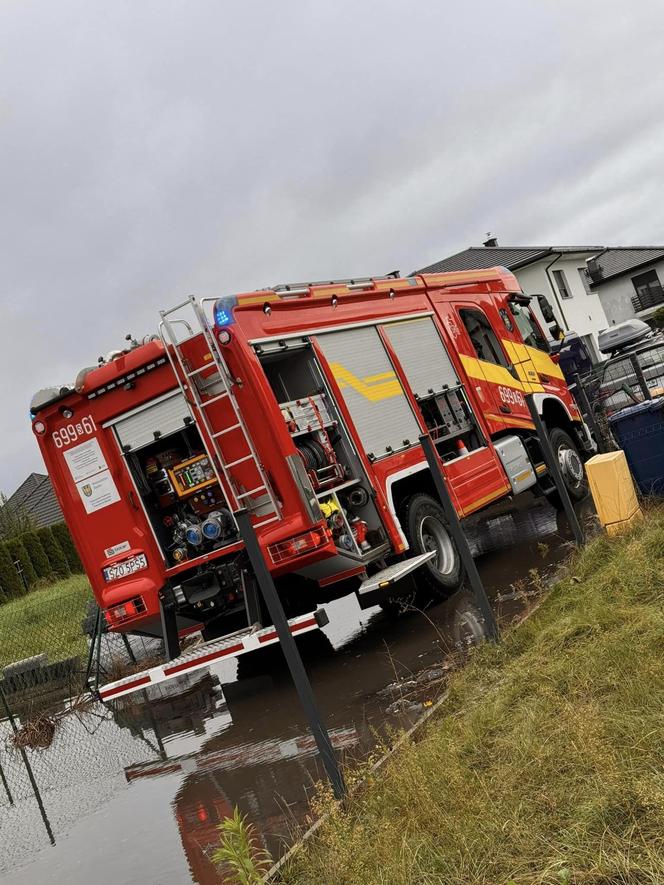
[97,608,329,702]
[355,551,436,609]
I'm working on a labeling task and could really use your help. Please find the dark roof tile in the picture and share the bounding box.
[586,247,664,286]
[414,246,603,275]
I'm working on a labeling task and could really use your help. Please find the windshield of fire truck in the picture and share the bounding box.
[509,302,549,352]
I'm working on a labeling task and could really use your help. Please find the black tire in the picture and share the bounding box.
[402,494,464,598]
[545,427,588,506]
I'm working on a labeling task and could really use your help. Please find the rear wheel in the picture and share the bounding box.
[402,494,464,598]
[545,427,588,507]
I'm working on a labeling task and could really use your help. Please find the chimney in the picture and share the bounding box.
[483,233,498,247]
[586,256,603,282]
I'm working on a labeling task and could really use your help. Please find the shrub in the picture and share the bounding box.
[20,531,52,580]
[51,522,83,573]
[37,527,70,578]
[0,544,23,599]
[3,539,37,590]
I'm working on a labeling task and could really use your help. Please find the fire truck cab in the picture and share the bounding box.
[31,268,590,651]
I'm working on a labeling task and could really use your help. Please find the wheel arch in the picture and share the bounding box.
[534,394,582,441]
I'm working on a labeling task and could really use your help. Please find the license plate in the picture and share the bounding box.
[103,553,148,582]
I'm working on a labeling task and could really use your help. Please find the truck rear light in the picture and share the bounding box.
[268,527,330,565]
[104,596,147,626]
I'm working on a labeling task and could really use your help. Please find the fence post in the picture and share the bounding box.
[629,353,652,402]
[235,509,346,800]
[419,434,499,642]
[572,373,607,455]
[13,560,28,594]
[524,396,585,547]
[0,751,13,805]
[0,685,55,844]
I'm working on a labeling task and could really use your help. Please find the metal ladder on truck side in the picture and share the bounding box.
[159,296,281,529]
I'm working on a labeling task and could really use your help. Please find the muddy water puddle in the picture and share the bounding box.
[0,495,594,885]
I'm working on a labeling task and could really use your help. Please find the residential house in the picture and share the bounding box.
[584,247,664,327]
[414,239,610,359]
[5,472,64,528]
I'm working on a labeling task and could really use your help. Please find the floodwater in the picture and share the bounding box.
[0,495,595,885]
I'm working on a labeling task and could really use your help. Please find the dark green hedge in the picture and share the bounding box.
[37,526,70,578]
[0,522,83,605]
[4,538,37,589]
[20,531,52,580]
[51,522,83,573]
[0,544,23,599]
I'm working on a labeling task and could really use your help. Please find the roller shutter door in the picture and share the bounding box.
[112,392,192,452]
[382,317,458,397]
[316,326,420,459]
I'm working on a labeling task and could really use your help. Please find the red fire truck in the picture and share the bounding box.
[31,267,590,653]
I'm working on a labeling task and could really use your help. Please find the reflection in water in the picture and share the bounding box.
[2,494,594,885]
[123,694,359,885]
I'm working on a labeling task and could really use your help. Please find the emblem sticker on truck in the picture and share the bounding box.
[104,540,131,558]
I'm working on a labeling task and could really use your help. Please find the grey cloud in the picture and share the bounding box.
[2,0,664,492]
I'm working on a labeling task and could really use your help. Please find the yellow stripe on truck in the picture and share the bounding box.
[524,345,566,381]
[459,354,544,394]
[330,364,404,402]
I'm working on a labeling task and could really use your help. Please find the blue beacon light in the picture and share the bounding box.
[213,296,237,327]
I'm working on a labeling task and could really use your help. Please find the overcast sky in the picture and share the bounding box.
[2,0,664,495]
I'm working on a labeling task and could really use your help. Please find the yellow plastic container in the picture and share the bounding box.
[585,451,642,536]
[606,507,643,537]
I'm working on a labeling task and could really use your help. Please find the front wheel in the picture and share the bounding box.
[545,427,588,507]
[402,494,465,599]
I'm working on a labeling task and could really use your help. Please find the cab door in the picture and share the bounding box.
[454,304,533,430]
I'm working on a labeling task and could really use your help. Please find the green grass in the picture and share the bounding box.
[0,575,92,668]
[281,509,664,885]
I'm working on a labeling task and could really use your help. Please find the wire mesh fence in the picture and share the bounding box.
[0,686,162,875]
[569,338,664,454]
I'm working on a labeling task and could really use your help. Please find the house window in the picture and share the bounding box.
[552,269,572,299]
[459,309,508,367]
[631,269,661,299]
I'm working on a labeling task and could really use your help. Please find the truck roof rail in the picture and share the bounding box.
[269,271,400,293]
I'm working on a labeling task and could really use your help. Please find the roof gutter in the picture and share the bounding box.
[542,250,569,330]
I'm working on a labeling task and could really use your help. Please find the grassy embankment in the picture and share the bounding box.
[0,575,92,668]
[281,508,664,885]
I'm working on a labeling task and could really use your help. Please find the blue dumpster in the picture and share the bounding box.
[608,397,664,496]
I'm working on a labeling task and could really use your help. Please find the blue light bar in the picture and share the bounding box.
[213,296,238,327]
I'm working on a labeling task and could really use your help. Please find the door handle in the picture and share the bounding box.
[128,490,140,511]
[499,404,511,414]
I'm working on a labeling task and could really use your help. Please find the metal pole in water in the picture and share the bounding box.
[419,433,499,642]
[235,509,347,800]
[84,607,101,689]
[0,685,55,845]
[525,395,585,547]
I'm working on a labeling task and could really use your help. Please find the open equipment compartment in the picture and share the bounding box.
[257,339,388,559]
[110,392,239,568]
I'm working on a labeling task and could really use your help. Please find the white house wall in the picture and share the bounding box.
[594,258,664,327]
[513,254,609,353]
